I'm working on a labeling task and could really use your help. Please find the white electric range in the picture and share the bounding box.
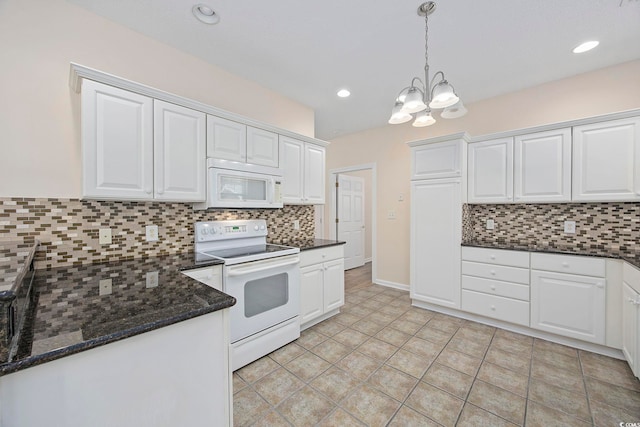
[191,219,300,371]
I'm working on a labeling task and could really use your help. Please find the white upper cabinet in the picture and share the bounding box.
[411,139,461,180]
[82,80,155,200]
[304,143,326,204]
[246,127,279,168]
[153,100,206,201]
[468,137,514,203]
[206,116,246,163]
[514,128,571,203]
[207,115,279,167]
[572,117,640,201]
[280,137,304,202]
[280,136,325,204]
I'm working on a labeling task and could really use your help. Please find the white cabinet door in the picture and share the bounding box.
[514,128,571,203]
[411,140,461,180]
[247,127,279,167]
[304,144,326,204]
[82,80,154,200]
[531,270,606,344]
[622,281,639,377]
[153,101,206,201]
[280,137,305,203]
[410,178,461,308]
[468,138,514,203]
[323,258,345,312]
[206,115,246,162]
[572,117,640,201]
[300,264,324,324]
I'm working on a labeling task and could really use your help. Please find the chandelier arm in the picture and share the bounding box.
[429,70,446,90]
[394,86,412,102]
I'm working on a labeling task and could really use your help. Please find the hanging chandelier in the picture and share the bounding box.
[388,2,467,127]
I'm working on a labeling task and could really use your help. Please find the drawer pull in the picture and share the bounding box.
[490,270,496,275]
[490,305,496,311]
[490,285,496,291]
[562,262,569,267]
[490,255,496,260]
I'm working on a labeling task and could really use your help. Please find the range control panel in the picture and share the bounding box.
[195,219,268,242]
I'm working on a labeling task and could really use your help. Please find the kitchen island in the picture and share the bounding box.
[0,251,235,427]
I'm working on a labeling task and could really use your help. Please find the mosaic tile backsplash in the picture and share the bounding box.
[463,202,640,257]
[0,198,315,269]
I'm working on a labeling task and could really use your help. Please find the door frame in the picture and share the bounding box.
[329,163,377,283]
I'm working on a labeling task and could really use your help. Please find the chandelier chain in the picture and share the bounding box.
[423,7,430,104]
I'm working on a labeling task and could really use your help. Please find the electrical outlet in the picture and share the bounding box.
[99,228,112,245]
[564,220,576,234]
[145,225,159,242]
[486,219,495,230]
[387,210,396,220]
[146,271,159,288]
[99,279,112,296]
[293,220,300,230]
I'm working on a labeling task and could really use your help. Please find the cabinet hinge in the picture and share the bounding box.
[335,218,339,224]
[335,182,339,188]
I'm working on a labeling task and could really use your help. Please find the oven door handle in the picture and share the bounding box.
[226,255,300,277]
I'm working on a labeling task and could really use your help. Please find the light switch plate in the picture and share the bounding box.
[564,221,576,234]
[486,219,495,230]
[293,220,300,230]
[145,225,159,242]
[99,228,112,245]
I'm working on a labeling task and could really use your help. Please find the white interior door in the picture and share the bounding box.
[337,174,365,270]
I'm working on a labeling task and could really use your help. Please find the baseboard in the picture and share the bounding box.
[374,279,409,292]
[364,257,372,263]
[411,299,625,360]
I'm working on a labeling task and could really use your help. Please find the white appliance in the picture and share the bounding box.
[191,219,300,370]
[196,158,283,209]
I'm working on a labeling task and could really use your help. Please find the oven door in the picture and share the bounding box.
[224,254,300,343]
[208,167,283,209]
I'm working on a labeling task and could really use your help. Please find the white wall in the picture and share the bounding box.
[0,0,314,198]
[326,60,640,287]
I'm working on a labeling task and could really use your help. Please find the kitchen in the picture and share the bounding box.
[1,0,640,426]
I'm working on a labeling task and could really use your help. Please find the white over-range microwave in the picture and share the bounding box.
[195,158,283,209]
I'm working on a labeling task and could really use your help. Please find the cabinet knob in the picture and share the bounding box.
[490,305,496,311]
[490,270,496,275]
[145,187,152,195]
[490,255,496,260]
[157,188,164,195]
[596,282,604,289]
[562,262,569,267]
[490,285,496,291]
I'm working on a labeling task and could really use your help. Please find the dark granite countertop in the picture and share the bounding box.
[270,238,346,251]
[462,242,640,270]
[0,252,233,376]
[0,241,38,298]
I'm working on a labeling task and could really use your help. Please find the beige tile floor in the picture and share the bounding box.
[233,263,640,426]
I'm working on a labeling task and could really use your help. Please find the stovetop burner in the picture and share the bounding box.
[199,244,294,260]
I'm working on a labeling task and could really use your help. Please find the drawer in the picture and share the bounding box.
[462,290,530,327]
[462,247,529,268]
[531,253,605,277]
[462,275,530,301]
[300,245,344,267]
[182,265,223,291]
[462,261,530,285]
[623,262,640,294]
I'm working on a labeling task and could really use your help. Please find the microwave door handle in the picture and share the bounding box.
[268,178,274,204]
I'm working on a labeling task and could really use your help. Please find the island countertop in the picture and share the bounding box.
[0,252,233,376]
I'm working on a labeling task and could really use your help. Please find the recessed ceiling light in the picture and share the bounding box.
[337,89,351,98]
[572,41,599,54]
[192,4,220,24]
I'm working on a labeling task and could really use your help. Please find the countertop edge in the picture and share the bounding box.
[0,292,235,377]
[461,243,640,270]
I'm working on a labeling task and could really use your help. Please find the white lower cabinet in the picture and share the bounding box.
[461,247,530,326]
[531,254,606,344]
[622,263,640,378]
[299,245,344,329]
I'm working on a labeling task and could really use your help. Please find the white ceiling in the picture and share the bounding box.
[67,0,640,140]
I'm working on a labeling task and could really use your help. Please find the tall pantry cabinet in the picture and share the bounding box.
[409,133,468,309]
